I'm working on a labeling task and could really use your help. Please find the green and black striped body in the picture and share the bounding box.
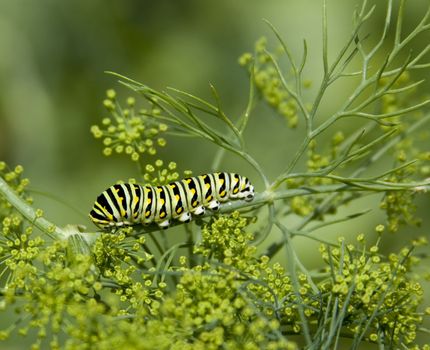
[89,172,254,230]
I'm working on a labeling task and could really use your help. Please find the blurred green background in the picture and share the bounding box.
[0,0,429,347]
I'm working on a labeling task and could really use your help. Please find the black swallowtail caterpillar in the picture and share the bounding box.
[89,172,254,230]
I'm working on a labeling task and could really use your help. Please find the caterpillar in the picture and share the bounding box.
[89,172,254,230]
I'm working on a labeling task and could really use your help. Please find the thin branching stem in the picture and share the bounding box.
[0,177,63,240]
[275,220,312,346]
[264,50,311,125]
[322,0,329,75]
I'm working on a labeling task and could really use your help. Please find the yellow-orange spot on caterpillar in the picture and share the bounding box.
[160,199,165,205]
[192,201,197,207]
[145,211,151,217]
[190,189,196,194]
[175,195,180,200]
[176,207,183,214]
[219,179,224,184]
[233,188,239,194]
[160,211,166,218]
[133,196,139,205]
[147,198,152,204]
[220,190,226,197]
[206,195,212,201]
[205,183,210,189]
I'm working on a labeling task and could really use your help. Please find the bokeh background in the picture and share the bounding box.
[0,0,429,348]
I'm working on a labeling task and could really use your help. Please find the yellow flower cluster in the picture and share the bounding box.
[91,89,168,162]
[319,233,427,345]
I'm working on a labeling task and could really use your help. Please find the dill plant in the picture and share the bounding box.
[1,1,430,349]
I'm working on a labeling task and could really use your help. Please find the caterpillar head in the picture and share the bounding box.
[240,177,255,201]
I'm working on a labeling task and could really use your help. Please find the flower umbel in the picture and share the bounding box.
[91,89,168,162]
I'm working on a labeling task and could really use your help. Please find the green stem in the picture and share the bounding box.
[275,220,312,346]
[0,177,64,240]
[272,136,310,189]
[238,152,270,188]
